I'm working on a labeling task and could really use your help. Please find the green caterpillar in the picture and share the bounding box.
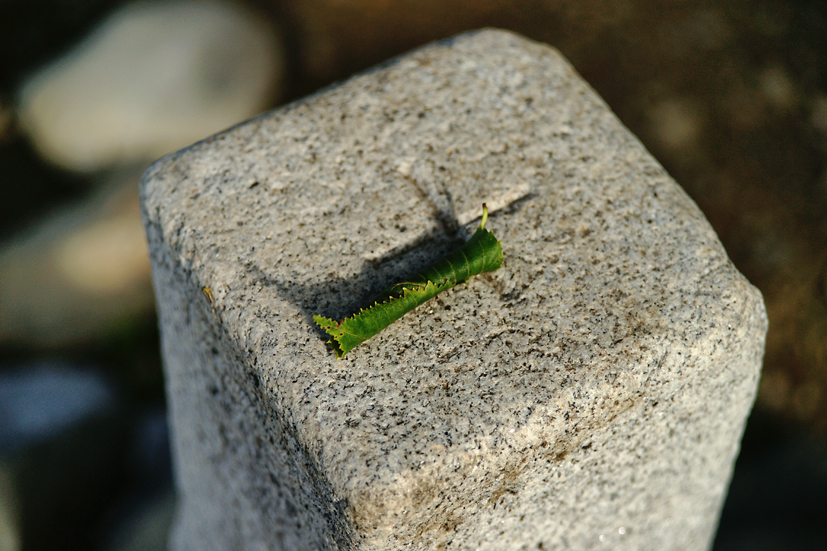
[314,204,503,358]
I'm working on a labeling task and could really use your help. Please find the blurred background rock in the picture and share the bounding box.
[1,0,825,550]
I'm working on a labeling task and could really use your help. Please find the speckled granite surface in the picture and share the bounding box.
[141,29,767,551]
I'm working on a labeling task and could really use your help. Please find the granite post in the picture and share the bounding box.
[141,29,767,551]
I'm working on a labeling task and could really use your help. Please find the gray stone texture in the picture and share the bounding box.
[141,29,766,551]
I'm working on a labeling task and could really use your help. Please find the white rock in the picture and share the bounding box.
[0,165,154,347]
[0,363,116,450]
[17,0,284,172]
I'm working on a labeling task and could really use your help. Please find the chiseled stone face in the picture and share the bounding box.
[141,29,766,551]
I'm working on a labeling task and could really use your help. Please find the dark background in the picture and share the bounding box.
[1,1,826,550]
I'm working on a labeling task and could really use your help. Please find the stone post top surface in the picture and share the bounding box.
[141,28,766,543]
